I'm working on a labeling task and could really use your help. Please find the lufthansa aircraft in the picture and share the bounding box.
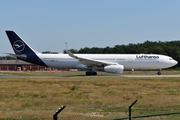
[5,31,178,75]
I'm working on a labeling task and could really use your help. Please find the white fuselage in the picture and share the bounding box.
[37,53,177,70]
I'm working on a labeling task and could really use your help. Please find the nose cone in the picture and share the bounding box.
[166,59,178,68]
[161,57,178,69]
[173,60,178,66]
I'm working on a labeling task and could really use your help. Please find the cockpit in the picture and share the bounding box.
[167,57,178,66]
[169,57,174,60]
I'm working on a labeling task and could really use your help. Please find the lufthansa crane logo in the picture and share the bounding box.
[13,40,25,52]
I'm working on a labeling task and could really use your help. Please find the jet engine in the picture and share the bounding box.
[104,64,124,73]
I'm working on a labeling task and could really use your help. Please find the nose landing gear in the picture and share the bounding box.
[157,69,161,75]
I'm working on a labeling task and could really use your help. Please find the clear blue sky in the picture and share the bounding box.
[0,0,180,54]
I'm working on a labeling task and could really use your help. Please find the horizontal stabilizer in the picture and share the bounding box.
[6,53,27,60]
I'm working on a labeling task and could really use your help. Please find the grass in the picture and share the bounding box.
[0,70,180,119]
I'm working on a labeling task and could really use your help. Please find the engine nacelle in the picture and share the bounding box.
[104,64,124,73]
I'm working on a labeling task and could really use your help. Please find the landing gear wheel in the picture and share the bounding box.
[86,71,91,76]
[85,71,97,76]
[92,72,97,75]
[157,70,161,75]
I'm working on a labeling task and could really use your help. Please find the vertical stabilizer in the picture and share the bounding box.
[6,31,37,55]
[5,31,47,66]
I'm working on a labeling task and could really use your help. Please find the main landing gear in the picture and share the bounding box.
[86,71,97,76]
[157,69,161,75]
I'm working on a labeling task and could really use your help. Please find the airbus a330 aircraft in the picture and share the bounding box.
[5,31,178,75]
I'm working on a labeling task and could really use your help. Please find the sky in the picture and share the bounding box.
[0,0,180,54]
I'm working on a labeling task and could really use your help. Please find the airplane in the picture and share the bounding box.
[5,30,178,75]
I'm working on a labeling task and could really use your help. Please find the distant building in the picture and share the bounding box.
[0,60,47,71]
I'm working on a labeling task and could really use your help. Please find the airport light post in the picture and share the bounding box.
[64,42,68,53]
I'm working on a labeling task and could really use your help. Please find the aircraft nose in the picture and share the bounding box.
[174,60,178,65]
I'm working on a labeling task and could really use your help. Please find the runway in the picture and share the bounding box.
[0,73,180,78]
[0,74,12,76]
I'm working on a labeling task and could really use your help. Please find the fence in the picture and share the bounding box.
[1,112,180,120]
[1,102,180,120]
[0,107,180,120]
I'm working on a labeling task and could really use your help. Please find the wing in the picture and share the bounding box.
[67,51,118,66]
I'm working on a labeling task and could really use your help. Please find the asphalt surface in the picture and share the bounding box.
[0,73,180,78]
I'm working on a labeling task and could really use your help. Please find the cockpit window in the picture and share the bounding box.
[169,58,173,60]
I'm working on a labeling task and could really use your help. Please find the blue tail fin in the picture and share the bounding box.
[6,31,36,55]
[5,31,47,66]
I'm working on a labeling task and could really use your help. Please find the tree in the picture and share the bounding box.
[42,51,59,54]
